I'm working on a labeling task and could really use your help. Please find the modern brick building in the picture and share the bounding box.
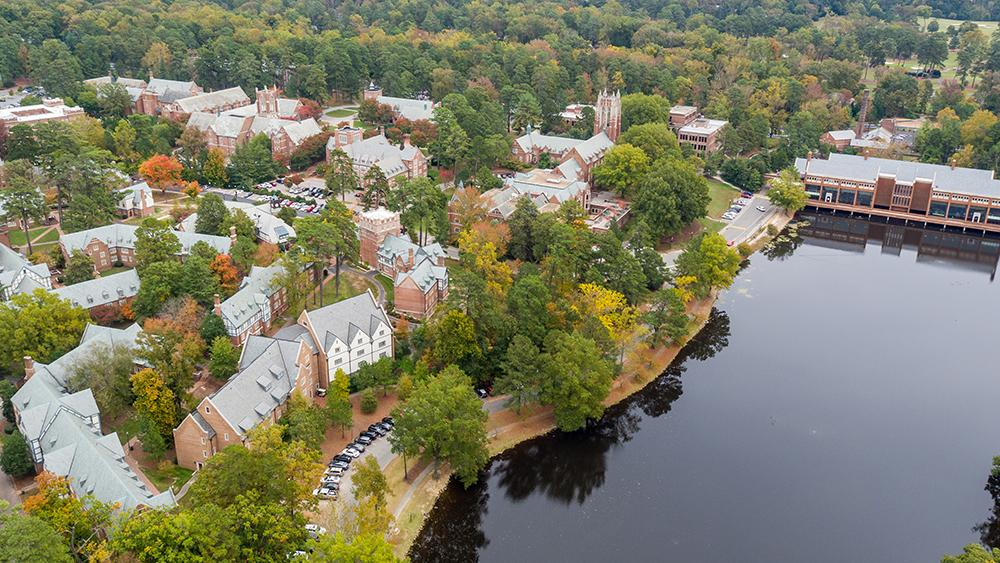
[669,104,727,154]
[795,153,1000,234]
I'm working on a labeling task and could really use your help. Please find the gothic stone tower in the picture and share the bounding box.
[594,89,622,142]
[256,86,280,117]
[357,207,401,268]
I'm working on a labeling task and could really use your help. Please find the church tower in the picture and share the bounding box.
[256,86,280,117]
[594,89,622,142]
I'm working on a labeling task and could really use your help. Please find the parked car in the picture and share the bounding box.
[325,466,344,476]
[355,435,373,445]
[348,442,365,452]
[341,448,361,458]
[741,191,753,198]
[722,212,736,221]
[316,387,327,397]
[756,205,767,212]
[368,425,387,437]
[375,423,392,433]
[305,524,327,537]
[476,388,488,399]
[381,416,395,425]
[312,488,337,500]
[321,475,341,485]
[332,455,351,464]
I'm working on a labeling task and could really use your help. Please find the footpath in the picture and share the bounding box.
[382,207,795,557]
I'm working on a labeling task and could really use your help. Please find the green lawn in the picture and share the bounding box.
[706,178,742,219]
[326,108,357,118]
[7,226,53,246]
[103,264,132,276]
[144,464,194,493]
[698,217,725,234]
[375,273,395,305]
[920,17,999,35]
[310,271,369,309]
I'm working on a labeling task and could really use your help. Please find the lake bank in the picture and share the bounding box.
[384,212,795,557]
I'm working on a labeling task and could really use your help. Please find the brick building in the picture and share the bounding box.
[116,182,155,218]
[173,335,317,470]
[669,104,728,154]
[0,99,84,127]
[60,224,232,272]
[160,86,252,122]
[375,235,448,319]
[52,269,139,319]
[326,127,428,184]
[214,264,287,346]
[357,207,402,268]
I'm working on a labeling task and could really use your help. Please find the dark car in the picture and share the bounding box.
[381,416,395,425]
[476,388,488,399]
[333,454,352,463]
[329,460,349,470]
[368,425,388,437]
[355,435,373,445]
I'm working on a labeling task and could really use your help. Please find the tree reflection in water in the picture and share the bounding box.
[410,309,732,562]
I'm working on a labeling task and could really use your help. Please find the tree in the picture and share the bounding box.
[0,501,72,563]
[195,193,229,235]
[0,175,47,255]
[134,218,181,274]
[361,166,390,210]
[136,414,167,461]
[360,388,378,414]
[507,195,539,262]
[497,335,543,414]
[386,177,449,246]
[110,503,240,562]
[325,149,358,202]
[645,288,689,347]
[632,157,710,239]
[23,473,114,561]
[621,93,672,131]
[209,253,240,296]
[179,255,220,306]
[96,83,133,120]
[200,313,227,343]
[66,342,135,419]
[674,233,742,298]
[307,531,401,562]
[187,445,299,509]
[132,260,181,318]
[538,329,613,432]
[228,134,282,189]
[619,123,682,162]
[576,283,639,362]
[0,381,15,424]
[137,309,205,412]
[429,309,481,369]
[29,39,82,99]
[295,201,358,304]
[0,431,34,477]
[282,392,327,450]
[942,544,1000,563]
[326,368,353,437]
[276,206,298,226]
[131,368,176,435]
[389,365,488,486]
[208,336,239,380]
[430,106,470,174]
[917,34,949,71]
[506,273,552,342]
[139,155,184,193]
[202,148,229,188]
[767,168,808,214]
[62,250,95,285]
[352,456,389,507]
[0,289,88,373]
[591,144,649,197]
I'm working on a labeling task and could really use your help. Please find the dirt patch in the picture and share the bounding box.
[315,391,399,462]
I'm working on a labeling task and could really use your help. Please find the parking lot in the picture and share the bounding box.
[313,417,396,506]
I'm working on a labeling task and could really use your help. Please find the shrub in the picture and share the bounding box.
[0,431,34,477]
[766,224,779,236]
[360,388,378,414]
[737,243,753,257]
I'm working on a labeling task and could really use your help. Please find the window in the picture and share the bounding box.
[203,450,208,458]
[356,349,363,356]
[334,357,342,365]
[224,433,229,441]
[205,406,211,414]
[379,340,386,348]
[200,437,206,445]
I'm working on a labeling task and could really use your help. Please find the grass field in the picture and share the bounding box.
[326,107,358,118]
[144,464,194,493]
[920,17,999,34]
[375,273,395,305]
[311,270,370,309]
[706,178,741,219]
[103,265,132,276]
[7,226,54,246]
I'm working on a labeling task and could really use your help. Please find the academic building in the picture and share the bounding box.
[795,153,1000,234]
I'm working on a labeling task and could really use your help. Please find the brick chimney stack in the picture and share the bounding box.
[230,225,238,245]
[403,134,412,149]
[950,158,957,170]
[214,293,222,316]
[806,150,813,162]
[407,248,414,269]
[23,356,35,380]
[863,148,870,161]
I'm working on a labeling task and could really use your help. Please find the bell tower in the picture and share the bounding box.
[256,85,280,117]
[594,89,622,142]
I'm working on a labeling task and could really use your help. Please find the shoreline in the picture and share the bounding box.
[385,212,795,557]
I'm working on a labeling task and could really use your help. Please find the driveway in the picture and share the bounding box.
[333,436,394,507]
[719,193,779,244]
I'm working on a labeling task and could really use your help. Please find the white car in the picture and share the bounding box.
[722,213,736,220]
[321,475,342,485]
[312,488,337,499]
[305,524,327,535]
[341,448,361,458]
[756,205,768,212]
[325,466,344,476]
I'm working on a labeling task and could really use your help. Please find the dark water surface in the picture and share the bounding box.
[410,214,1000,563]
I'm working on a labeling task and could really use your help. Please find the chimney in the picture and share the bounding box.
[950,158,957,170]
[806,150,813,162]
[863,148,870,160]
[402,134,411,149]
[880,118,895,134]
[23,356,34,380]
[230,225,238,245]
[213,293,222,316]
[407,248,414,268]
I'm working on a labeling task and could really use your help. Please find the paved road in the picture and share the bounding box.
[719,193,779,244]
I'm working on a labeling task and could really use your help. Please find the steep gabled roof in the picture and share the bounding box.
[303,291,390,354]
[53,269,140,310]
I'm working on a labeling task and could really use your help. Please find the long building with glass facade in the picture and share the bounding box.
[794,153,1000,233]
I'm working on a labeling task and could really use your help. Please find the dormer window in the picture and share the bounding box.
[205,406,211,414]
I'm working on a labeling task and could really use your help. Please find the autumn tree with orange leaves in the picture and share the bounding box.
[23,473,115,561]
[210,253,240,296]
[138,154,184,193]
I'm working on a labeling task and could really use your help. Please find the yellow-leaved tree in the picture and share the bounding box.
[130,368,176,435]
[576,283,639,363]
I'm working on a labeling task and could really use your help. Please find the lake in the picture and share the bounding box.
[411,213,1000,563]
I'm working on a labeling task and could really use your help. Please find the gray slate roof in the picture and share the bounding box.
[10,324,171,511]
[0,245,51,299]
[53,269,139,309]
[218,265,282,333]
[208,335,305,435]
[377,235,445,266]
[514,131,584,154]
[303,291,390,354]
[377,95,435,121]
[175,87,250,113]
[395,257,447,292]
[795,153,1000,199]
[61,224,231,255]
[327,134,422,177]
